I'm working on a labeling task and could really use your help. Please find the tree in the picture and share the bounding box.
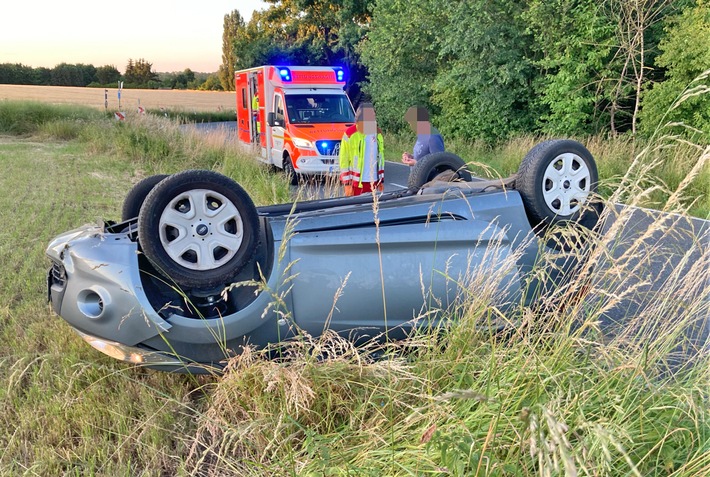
[359,0,440,131]
[0,63,36,84]
[95,65,121,85]
[526,0,680,136]
[607,0,676,135]
[198,73,224,91]
[525,0,617,135]
[640,0,710,138]
[50,63,96,86]
[433,0,536,141]
[361,0,536,140]
[219,10,245,91]
[124,58,158,86]
[230,0,372,100]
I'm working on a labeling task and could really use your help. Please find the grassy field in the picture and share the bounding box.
[0,102,707,475]
[0,84,236,113]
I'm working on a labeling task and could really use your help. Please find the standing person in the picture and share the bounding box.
[251,91,260,143]
[401,106,445,166]
[339,103,385,196]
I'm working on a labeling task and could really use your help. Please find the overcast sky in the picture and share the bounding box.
[0,1,268,73]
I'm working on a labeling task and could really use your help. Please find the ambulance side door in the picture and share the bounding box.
[270,92,286,166]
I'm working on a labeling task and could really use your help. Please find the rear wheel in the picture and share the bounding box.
[407,152,472,188]
[137,170,260,289]
[122,174,169,221]
[516,140,599,229]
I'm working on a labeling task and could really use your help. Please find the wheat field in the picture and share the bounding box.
[0,84,236,112]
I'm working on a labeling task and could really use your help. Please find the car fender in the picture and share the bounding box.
[46,225,171,346]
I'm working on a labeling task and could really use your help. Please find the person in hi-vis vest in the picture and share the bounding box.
[251,92,260,142]
[339,103,385,197]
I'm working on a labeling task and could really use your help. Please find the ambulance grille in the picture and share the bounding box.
[316,140,340,157]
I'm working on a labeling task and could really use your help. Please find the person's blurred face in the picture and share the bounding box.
[405,106,431,134]
[358,106,377,135]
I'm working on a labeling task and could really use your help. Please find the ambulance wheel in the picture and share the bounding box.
[408,152,472,188]
[516,140,600,229]
[283,154,299,185]
[122,174,170,221]
[137,170,260,289]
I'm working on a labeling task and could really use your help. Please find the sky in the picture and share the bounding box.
[0,1,268,73]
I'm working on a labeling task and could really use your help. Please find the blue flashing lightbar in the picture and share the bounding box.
[333,67,346,82]
[278,67,292,82]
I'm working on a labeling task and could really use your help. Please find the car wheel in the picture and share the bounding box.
[407,152,473,188]
[283,154,299,185]
[122,174,170,221]
[516,140,600,230]
[137,170,260,289]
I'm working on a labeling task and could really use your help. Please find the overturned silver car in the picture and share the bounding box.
[47,140,601,372]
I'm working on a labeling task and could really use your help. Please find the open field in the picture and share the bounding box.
[0,84,236,112]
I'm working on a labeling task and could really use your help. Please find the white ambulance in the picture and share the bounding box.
[235,65,356,183]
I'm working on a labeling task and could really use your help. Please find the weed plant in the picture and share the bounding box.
[0,100,706,475]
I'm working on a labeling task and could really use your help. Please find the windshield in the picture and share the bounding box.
[285,94,355,124]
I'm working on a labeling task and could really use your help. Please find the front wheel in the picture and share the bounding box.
[516,140,600,230]
[122,174,170,221]
[137,170,260,289]
[283,154,299,185]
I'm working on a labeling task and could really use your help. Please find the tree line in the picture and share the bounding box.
[220,0,709,142]
[0,59,223,91]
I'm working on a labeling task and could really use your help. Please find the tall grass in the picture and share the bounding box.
[0,100,707,475]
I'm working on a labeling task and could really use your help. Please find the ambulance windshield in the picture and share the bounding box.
[285,94,355,124]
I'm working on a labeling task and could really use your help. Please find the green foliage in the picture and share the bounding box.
[94,64,121,84]
[198,73,225,91]
[640,0,710,140]
[49,63,97,87]
[433,1,536,142]
[525,0,617,135]
[158,68,197,89]
[0,101,104,135]
[359,0,440,131]
[123,58,159,86]
[0,63,47,85]
[359,0,700,141]
[219,10,245,91]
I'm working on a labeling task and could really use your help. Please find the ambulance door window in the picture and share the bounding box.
[270,93,286,165]
[274,94,285,124]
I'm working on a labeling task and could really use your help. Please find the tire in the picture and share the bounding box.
[137,170,260,289]
[407,152,473,189]
[122,174,170,221]
[516,140,600,230]
[283,154,299,185]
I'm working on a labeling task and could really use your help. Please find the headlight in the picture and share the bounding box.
[293,138,314,149]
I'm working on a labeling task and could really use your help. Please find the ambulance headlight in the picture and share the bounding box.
[293,138,314,149]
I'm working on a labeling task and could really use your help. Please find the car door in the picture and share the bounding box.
[270,93,286,165]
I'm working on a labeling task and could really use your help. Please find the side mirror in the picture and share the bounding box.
[267,112,283,127]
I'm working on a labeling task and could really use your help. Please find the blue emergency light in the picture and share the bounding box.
[278,67,292,82]
[333,67,346,82]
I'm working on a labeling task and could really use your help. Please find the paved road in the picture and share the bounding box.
[190,121,709,362]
